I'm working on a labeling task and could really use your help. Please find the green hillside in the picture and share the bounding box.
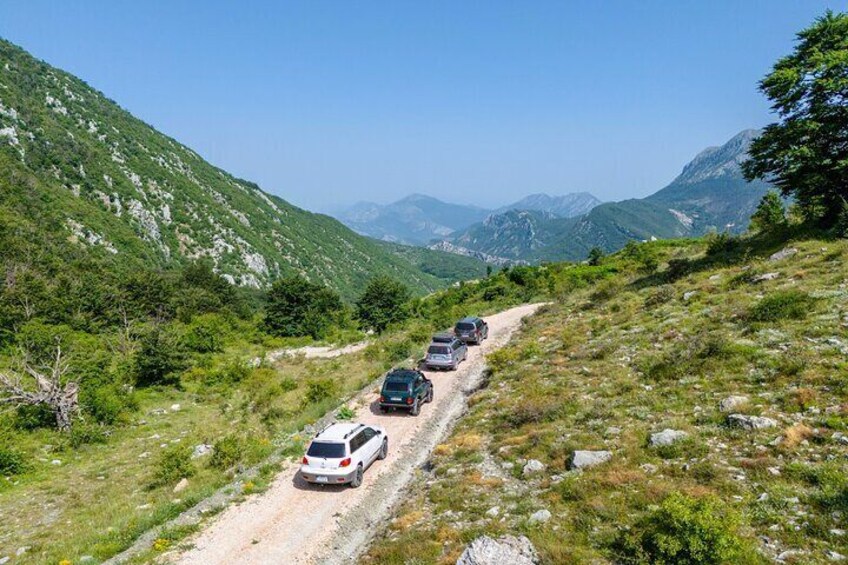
[0,39,455,301]
[366,233,848,564]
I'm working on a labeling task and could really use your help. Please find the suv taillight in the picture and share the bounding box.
[339,457,351,467]
[302,456,308,465]
[379,395,385,403]
[406,397,414,405]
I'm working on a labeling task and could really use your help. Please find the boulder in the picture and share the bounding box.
[173,477,189,493]
[769,247,798,262]
[683,291,697,301]
[719,395,749,412]
[192,443,213,458]
[456,535,539,565]
[522,459,545,476]
[754,272,780,282]
[650,429,687,447]
[528,509,551,524]
[569,450,612,470]
[728,414,778,430]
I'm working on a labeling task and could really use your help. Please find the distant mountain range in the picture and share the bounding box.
[333,191,602,246]
[432,129,770,263]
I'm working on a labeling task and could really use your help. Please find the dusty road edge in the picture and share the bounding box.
[313,303,545,565]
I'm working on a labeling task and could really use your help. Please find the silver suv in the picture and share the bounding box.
[424,335,468,371]
[454,316,489,345]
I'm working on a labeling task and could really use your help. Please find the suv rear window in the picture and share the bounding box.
[384,381,410,392]
[456,323,475,330]
[307,442,345,458]
[428,346,450,354]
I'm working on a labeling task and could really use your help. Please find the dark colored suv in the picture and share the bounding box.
[454,316,489,345]
[378,368,433,416]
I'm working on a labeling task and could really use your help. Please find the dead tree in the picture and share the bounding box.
[0,345,79,431]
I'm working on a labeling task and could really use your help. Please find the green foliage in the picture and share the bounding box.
[264,276,346,339]
[749,191,787,233]
[587,247,605,266]
[618,493,748,564]
[304,379,337,404]
[82,385,137,425]
[743,11,848,227]
[68,421,108,448]
[748,290,816,322]
[133,327,185,387]
[622,241,660,274]
[336,406,355,420]
[0,442,27,475]
[150,444,194,487]
[209,435,244,470]
[355,276,411,334]
[704,232,740,257]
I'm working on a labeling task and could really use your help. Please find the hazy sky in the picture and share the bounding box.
[0,1,842,211]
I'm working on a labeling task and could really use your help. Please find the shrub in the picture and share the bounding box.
[0,443,27,475]
[384,339,412,363]
[587,247,605,266]
[749,191,787,233]
[69,422,108,448]
[337,406,355,420]
[304,379,336,404]
[210,435,244,470]
[617,493,749,564]
[84,385,137,425]
[705,232,740,257]
[482,283,509,302]
[150,445,194,487]
[133,327,185,387]
[644,285,674,309]
[264,275,346,339]
[748,290,816,322]
[14,403,56,430]
[182,323,222,354]
[355,276,411,334]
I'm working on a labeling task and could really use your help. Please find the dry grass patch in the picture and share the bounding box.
[391,510,425,530]
[780,423,815,449]
[451,432,483,451]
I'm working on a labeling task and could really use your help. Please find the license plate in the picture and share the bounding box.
[315,476,329,483]
[391,397,402,401]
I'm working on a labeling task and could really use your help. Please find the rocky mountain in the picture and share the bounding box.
[438,130,772,263]
[0,39,472,300]
[333,194,491,246]
[495,191,601,218]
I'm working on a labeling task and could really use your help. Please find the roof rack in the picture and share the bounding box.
[314,422,335,438]
[343,423,365,440]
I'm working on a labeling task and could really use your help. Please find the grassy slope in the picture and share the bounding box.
[364,236,848,564]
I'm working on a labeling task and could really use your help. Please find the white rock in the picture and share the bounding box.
[486,506,500,517]
[456,535,539,565]
[173,478,189,493]
[192,443,213,458]
[640,463,658,474]
[15,547,30,556]
[727,414,778,430]
[170,403,181,412]
[50,459,62,466]
[522,459,545,475]
[683,291,697,301]
[827,550,846,561]
[754,272,780,282]
[719,395,749,412]
[650,429,688,447]
[570,450,612,470]
[528,509,551,524]
[769,247,798,262]
[0,557,9,565]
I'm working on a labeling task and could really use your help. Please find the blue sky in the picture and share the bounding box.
[0,1,843,211]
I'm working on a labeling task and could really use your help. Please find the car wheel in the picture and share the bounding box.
[411,399,420,416]
[378,438,388,460]
[426,387,434,403]
[350,464,364,488]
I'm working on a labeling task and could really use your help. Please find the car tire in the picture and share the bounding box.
[378,438,388,460]
[350,464,364,488]
[411,399,420,416]
[426,387,434,403]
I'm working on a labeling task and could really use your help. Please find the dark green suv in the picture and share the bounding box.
[378,369,433,416]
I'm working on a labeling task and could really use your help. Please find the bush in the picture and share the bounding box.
[14,403,55,430]
[264,276,346,339]
[182,323,222,354]
[133,327,185,387]
[749,191,787,234]
[355,276,411,334]
[643,285,674,309]
[587,247,605,266]
[150,445,194,487]
[210,435,244,470]
[304,379,336,404]
[69,422,108,448]
[617,493,749,564]
[384,339,412,363]
[0,443,27,475]
[748,290,816,322]
[337,406,355,420]
[83,385,137,425]
[704,232,739,257]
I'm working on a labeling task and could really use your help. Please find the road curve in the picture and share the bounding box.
[172,303,544,565]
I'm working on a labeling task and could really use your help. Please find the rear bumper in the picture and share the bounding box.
[457,335,479,343]
[380,401,413,410]
[299,465,357,485]
[425,358,456,368]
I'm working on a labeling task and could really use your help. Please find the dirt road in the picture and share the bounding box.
[172,303,543,565]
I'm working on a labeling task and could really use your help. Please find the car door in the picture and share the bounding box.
[360,427,381,465]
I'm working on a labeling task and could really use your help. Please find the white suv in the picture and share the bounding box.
[300,422,388,488]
